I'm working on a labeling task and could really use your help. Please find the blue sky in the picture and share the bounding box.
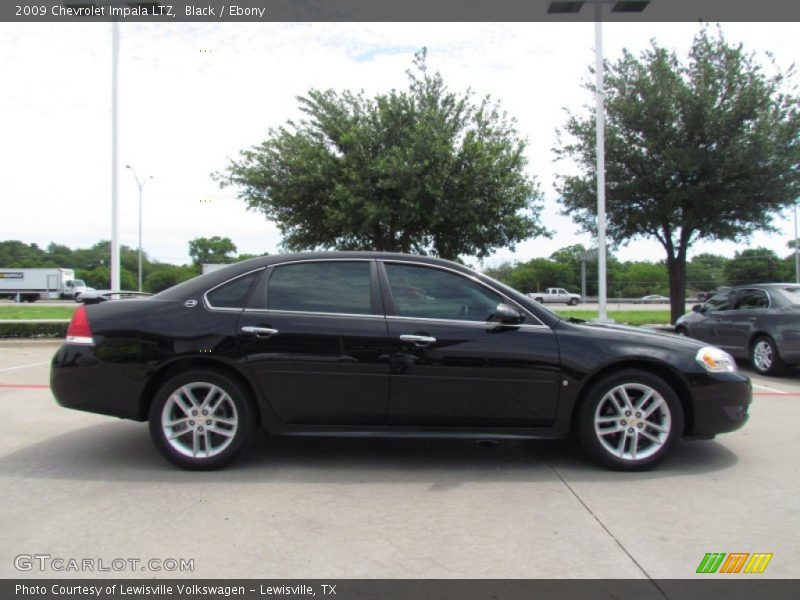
[1,22,798,268]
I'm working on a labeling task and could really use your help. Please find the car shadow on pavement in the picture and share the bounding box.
[0,420,739,485]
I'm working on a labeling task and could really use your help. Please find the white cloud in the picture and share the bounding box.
[1,22,798,267]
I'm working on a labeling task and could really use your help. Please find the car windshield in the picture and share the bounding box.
[73,279,85,287]
[776,287,800,305]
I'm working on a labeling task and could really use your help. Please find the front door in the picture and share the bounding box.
[380,262,561,428]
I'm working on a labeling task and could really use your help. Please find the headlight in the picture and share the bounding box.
[696,346,737,373]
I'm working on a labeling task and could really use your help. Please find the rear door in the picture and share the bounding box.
[380,261,560,428]
[716,288,770,354]
[236,260,390,426]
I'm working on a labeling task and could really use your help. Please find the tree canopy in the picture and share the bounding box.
[556,27,800,322]
[188,236,238,266]
[216,49,548,260]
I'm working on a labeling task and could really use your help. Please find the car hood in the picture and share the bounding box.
[562,319,706,350]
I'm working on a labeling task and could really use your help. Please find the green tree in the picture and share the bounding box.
[216,49,547,260]
[556,27,800,323]
[687,253,728,292]
[144,265,197,293]
[0,241,47,267]
[188,236,238,266]
[723,248,781,284]
[615,261,669,297]
[506,258,575,294]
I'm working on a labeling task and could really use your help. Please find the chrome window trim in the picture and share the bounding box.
[380,259,546,327]
[386,315,550,330]
[269,257,374,268]
[203,267,266,311]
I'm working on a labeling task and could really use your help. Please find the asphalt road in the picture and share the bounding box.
[0,340,797,579]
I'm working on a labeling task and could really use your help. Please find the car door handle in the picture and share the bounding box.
[399,334,437,346]
[240,326,279,338]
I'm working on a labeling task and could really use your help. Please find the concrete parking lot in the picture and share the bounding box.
[0,340,797,579]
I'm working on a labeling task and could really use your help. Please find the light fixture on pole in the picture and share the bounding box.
[125,165,153,292]
[548,1,651,321]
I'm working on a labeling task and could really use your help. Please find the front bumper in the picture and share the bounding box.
[687,372,751,437]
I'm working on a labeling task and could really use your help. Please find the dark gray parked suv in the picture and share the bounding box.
[675,284,800,375]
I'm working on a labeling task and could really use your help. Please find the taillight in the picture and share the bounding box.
[66,306,94,345]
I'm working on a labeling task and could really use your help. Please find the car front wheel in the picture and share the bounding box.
[751,336,785,376]
[149,370,256,470]
[577,370,683,471]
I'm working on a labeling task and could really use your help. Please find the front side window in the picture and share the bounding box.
[267,261,372,315]
[705,291,732,312]
[206,271,260,309]
[385,263,503,322]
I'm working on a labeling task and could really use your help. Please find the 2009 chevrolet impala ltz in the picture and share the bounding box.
[51,252,751,471]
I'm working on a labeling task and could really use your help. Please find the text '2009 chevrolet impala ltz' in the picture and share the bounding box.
[51,252,751,471]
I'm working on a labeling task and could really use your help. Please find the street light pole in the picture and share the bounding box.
[547,1,651,321]
[125,166,153,292]
[795,200,799,283]
[111,19,120,292]
[594,2,608,321]
[65,1,163,292]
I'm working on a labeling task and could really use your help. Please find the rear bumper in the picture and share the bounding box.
[50,344,145,421]
[687,372,751,437]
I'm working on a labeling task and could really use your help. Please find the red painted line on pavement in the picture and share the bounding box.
[0,384,50,390]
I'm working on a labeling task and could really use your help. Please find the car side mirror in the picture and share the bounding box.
[489,303,524,325]
[692,304,702,313]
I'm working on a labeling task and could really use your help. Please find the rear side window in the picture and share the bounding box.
[733,289,769,310]
[206,271,260,309]
[267,262,373,315]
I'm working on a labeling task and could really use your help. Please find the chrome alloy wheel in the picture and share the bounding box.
[161,383,239,458]
[594,383,672,461]
[753,340,773,372]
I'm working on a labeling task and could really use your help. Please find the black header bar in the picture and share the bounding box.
[3,0,800,23]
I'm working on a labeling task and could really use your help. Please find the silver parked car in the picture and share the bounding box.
[675,284,800,375]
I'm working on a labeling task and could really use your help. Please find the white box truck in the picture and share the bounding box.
[0,268,87,302]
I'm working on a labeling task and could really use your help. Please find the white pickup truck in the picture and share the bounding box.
[527,288,581,305]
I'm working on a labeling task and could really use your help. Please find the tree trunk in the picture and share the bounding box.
[666,255,687,325]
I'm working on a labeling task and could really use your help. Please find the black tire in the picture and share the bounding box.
[148,369,256,470]
[534,297,544,303]
[674,326,688,337]
[569,298,579,306]
[750,335,786,376]
[577,369,684,471]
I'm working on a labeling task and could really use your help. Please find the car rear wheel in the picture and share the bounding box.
[751,336,785,376]
[674,326,688,336]
[577,370,683,471]
[148,370,256,470]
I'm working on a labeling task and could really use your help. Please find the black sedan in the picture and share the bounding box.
[675,283,800,376]
[51,252,750,471]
